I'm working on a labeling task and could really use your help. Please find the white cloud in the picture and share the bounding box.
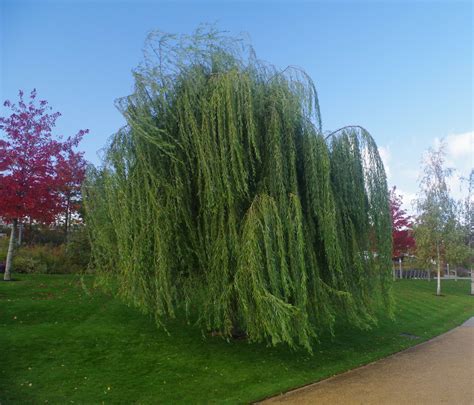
[446,131,473,160]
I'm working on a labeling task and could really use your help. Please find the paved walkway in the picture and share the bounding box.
[262,318,474,405]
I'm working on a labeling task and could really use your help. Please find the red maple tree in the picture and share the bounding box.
[0,89,88,280]
[389,186,416,258]
[55,131,88,235]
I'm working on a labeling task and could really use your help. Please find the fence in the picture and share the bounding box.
[393,264,471,281]
[394,268,431,280]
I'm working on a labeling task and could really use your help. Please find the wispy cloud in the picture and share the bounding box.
[445,131,473,160]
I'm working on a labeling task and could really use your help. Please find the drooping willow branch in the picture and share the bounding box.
[324,125,368,140]
[83,27,393,352]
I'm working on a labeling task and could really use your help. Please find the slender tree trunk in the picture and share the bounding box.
[17,222,23,246]
[65,195,70,242]
[4,219,17,281]
[436,243,441,296]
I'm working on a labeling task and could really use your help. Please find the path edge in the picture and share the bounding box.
[253,316,474,404]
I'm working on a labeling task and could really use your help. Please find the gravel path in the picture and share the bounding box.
[262,318,474,404]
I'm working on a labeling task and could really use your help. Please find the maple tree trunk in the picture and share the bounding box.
[65,203,69,236]
[64,196,70,242]
[4,219,17,281]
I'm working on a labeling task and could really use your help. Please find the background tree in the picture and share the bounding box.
[0,89,88,281]
[467,171,474,294]
[389,186,415,259]
[448,170,473,283]
[414,143,457,295]
[56,138,88,238]
[84,28,392,351]
[444,214,471,271]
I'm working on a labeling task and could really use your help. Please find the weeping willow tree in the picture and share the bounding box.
[84,27,392,351]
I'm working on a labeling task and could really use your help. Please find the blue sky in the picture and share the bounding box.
[1,0,472,209]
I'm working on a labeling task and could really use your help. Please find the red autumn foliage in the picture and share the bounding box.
[389,186,416,258]
[0,89,88,224]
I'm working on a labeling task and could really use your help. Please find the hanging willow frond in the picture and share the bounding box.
[83,27,392,351]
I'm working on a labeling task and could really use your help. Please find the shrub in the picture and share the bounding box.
[0,237,9,263]
[13,245,65,274]
[6,227,90,274]
[24,227,66,246]
[12,253,42,273]
[64,227,91,273]
[0,225,91,274]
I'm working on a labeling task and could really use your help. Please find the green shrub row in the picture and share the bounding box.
[0,228,90,274]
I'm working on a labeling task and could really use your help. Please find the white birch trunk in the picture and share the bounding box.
[4,219,17,281]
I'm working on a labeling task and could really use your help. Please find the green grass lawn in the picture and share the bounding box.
[1,275,473,404]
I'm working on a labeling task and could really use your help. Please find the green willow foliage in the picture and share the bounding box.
[84,28,392,351]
